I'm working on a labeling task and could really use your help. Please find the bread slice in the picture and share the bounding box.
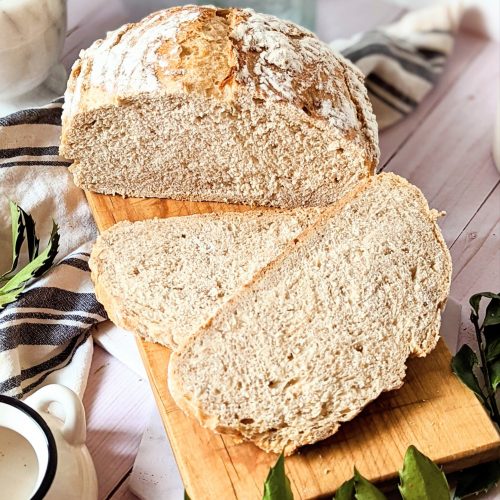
[168,173,452,454]
[60,6,378,208]
[89,208,321,349]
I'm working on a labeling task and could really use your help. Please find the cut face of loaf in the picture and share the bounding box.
[60,6,378,208]
[89,208,321,349]
[168,173,452,455]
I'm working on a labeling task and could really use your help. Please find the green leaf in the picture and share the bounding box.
[335,477,355,500]
[262,452,293,500]
[469,293,500,323]
[398,445,449,500]
[0,221,59,298]
[488,357,500,391]
[20,207,40,260]
[451,345,487,404]
[484,323,500,362]
[484,294,500,327]
[454,460,500,499]
[0,284,25,309]
[353,468,386,500]
[184,491,191,500]
[0,201,25,282]
[31,221,59,278]
[469,293,482,319]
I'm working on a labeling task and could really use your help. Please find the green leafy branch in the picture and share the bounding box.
[0,201,59,310]
[258,447,498,500]
[452,292,500,425]
[331,446,450,500]
[184,447,498,499]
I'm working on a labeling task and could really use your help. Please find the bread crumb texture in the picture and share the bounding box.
[60,6,379,208]
[89,208,321,349]
[168,173,452,454]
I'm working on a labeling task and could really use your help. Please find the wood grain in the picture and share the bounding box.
[383,41,500,246]
[83,346,153,499]
[85,190,500,499]
[109,479,138,500]
[379,31,486,168]
[449,183,500,346]
[450,183,500,296]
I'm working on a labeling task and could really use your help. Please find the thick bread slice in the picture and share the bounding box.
[168,173,452,455]
[89,208,321,349]
[60,6,378,208]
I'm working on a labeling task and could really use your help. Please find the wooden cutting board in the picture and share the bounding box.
[86,191,500,500]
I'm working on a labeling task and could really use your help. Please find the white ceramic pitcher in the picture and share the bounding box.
[0,384,97,499]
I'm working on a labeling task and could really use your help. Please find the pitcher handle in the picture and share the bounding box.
[25,384,86,446]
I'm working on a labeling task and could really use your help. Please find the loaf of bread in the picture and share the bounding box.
[60,5,378,208]
[168,173,452,454]
[89,208,321,349]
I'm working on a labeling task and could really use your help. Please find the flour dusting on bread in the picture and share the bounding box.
[60,6,379,208]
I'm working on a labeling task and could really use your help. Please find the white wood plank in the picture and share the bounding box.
[83,346,154,499]
[449,184,500,345]
[108,478,139,500]
[450,184,500,286]
[379,32,487,167]
[67,0,106,30]
[127,407,184,500]
[385,41,500,245]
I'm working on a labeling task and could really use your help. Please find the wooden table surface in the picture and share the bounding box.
[65,1,500,498]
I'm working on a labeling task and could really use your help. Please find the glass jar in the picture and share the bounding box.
[0,0,67,105]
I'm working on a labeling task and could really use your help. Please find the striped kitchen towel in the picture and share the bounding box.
[334,2,462,129]
[0,247,107,398]
[0,99,106,399]
[0,3,462,401]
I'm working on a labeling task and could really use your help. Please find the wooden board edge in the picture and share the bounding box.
[134,338,189,482]
[84,187,500,498]
[135,336,500,496]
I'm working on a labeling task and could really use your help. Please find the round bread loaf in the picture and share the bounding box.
[60,5,379,207]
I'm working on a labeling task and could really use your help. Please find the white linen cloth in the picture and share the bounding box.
[331,2,462,129]
[0,99,103,398]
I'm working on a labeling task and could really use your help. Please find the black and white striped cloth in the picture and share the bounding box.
[0,99,107,399]
[0,3,461,400]
[335,3,461,129]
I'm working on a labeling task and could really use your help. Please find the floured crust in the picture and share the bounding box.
[60,6,378,170]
